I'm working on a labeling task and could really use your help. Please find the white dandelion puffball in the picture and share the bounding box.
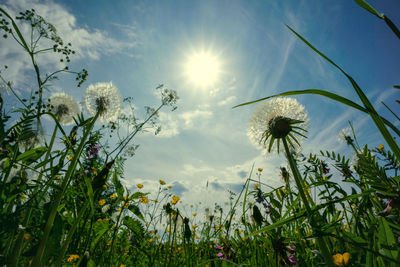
[248,97,309,154]
[337,127,353,144]
[48,93,79,126]
[84,82,121,122]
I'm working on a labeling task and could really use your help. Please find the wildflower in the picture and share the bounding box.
[67,156,73,161]
[337,127,353,145]
[258,168,263,172]
[98,199,106,206]
[86,143,100,159]
[288,255,298,265]
[378,144,384,150]
[159,179,166,185]
[23,233,31,240]
[84,170,89,175]
[217,252,224,257]
[67,254,79,262]
[215,245,223,250]
[376,192,400,216]
[48,93,79,125]
[137,184,144,189]
[84,82,121,122]
[192,213,197,217]
[170,195,180,205]
[168,185,172,189]
[140,196,149,204]
[120,265,126,267]
[109,193,117,199]
[332,252,350,266]
[248,97,308,154]
[254,183,259,189]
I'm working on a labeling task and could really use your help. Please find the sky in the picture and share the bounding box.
[1,0,399,213]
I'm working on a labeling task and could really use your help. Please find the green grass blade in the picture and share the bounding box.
[353,0,382,18]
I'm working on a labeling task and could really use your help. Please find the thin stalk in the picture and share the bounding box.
[282,137,335,267]
[55,204,89,267]
[10,125,58,267]
[31,112,99,267]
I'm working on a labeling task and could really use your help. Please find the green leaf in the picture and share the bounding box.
[129,204,145,221]
[378,217,398,260]
[16,147,47,164]
[354,0,382,18]
[123,217,145,239]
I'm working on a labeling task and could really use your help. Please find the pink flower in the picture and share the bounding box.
[217,252,224,257]
[288,255,297,265]
[215,245,223,250]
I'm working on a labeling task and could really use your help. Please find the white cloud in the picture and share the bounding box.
[179,109,213,128]
[156,112,180,138]
[217,95,237,106]
[0,0,136,85]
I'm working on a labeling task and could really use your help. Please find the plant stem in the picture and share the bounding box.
[31,113,99,267]
[10,125,58,267]
[282,137,335,267]
[55,204,89,267]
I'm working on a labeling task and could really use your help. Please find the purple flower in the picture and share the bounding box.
[84,170,89,175]
[288,255,297,265]
[87,144,100,159]
[215,245,223,250]
[217,252,224,257]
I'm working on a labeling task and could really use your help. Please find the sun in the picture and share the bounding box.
[185,51,221,87]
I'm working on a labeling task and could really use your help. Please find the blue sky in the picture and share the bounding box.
[1,0,399,210]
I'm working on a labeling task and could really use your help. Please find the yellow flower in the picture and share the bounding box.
[167,185,172,189]
[170,195,180,205]
[159,179,166,185]
[254,183,259,189]
[137,184,144,189]
[23,233,31,240]
[332,252,350,266]
[67,254,79,263]
[140,196,149,204]
[192,213,197,217]
[258,168,263,172]
[109,193,117,199]
[97,218,102,223]
[148,238,153,242]
[378,144,384,150]
[98,199,106,206]
[67,156,73,161]
[123,202,129,208]
[120,265,126,267]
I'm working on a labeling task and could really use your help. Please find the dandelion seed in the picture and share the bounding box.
[84,82,121,122]
[48,93,79,125]
[248,97,308,154]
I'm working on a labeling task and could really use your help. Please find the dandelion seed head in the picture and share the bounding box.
[337,127,353,145]
[84,82,121,122]
[48,93,79,126]
[248,97,308,154]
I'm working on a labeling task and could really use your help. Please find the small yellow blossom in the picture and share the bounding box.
[103,218,109,222]
[123,202,129,208]
[123,195,128,201]
[192,213,197,217]
[148,238,153,242]
[170,195,180,205]
[98,199,106,206]
[159,179,166,185]
[23,233,31,240]
[258,168,263,172]
[378,144,384,150]
[109,193,117,199]
[92,167,97,175]
[332,252,350,266]
[120,265,126,267]
[67,254,79,263]
[140,196,149,204]
[167,185,172,189]
[154,200,159,204]
[67,156,73,161]
[137,184,144,189]
[254,183,259,189]
[97,218,102,223]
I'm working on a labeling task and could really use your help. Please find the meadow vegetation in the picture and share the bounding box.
[0,1,400,266]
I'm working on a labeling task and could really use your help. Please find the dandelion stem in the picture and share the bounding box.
[282,137,335,267]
